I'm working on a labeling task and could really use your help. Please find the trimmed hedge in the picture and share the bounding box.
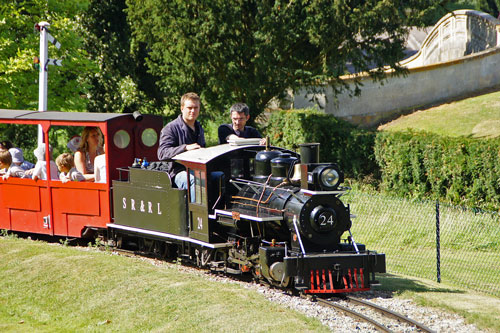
[264,109,377,179]
[374,130,500,210]
[265,109,500,210]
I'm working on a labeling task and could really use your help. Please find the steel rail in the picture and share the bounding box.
[345,296,436,333]
[316,298,392,332]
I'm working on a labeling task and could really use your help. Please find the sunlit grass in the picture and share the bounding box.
[342,191,500,298]
[374,274,500,332]
[378,88,500,138]
[0,237,328,332]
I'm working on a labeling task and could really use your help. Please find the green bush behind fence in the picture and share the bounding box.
[342,190,500,297]
[374,130,500,211]
[264,109,378,179]
[265,109,500,210]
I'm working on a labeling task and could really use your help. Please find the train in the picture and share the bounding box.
[0,110,385,294]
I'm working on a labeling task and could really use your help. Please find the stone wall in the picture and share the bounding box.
[292,10,500,127]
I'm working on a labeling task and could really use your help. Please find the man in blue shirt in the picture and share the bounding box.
[157,92,205,190]
[218,103,265,145]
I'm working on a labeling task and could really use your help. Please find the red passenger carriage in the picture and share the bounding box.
[0,110,162,238]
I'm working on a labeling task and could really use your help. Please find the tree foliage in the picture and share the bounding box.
[0,0,96,111]
[125,0,447,120]
[80,0,161,114]
[450,0,500,18]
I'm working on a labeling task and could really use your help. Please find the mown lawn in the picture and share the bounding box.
[341,190,500,331]
[0,236,328,332]
[378,88,500,138]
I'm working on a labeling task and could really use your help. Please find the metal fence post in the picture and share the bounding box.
[436,200,441,283]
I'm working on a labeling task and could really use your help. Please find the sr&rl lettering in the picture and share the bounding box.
[122,197,162,215]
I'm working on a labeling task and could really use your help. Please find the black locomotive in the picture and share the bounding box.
[110,141,385,294]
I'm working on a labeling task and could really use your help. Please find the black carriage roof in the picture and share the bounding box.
[0,109,133,122]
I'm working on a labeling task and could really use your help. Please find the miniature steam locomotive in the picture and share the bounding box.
[0,110,385,294]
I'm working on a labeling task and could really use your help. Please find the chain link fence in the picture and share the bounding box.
[342,191,500,297]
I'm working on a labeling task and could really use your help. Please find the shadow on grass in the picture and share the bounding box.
[370,273,465,297]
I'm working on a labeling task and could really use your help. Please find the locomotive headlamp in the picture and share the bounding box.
[320,168,339,188]
[312,164,343,190]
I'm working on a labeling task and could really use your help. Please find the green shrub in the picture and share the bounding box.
[264,109,377,179]
[375,130,500,210]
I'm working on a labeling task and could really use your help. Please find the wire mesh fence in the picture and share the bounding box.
[342,190,500,297]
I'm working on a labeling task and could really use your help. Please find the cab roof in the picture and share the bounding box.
[173,144,261,164]
[173,143,297,165]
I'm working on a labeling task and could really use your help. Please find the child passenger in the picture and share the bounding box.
[56,153,85,183]
[0,150,25,180]
[9,147,34,171]
[31,144,59,181]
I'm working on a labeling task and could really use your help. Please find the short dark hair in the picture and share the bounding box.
[0,140,13,150]
[230,103,249,116]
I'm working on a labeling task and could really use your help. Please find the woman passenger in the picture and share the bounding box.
[74,126,104,181]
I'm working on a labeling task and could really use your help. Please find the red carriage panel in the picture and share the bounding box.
[0,179,53,235]
[52,187,100,215]
[51,183,109,237]
[0,183,41,211]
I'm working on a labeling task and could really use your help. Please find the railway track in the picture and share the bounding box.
[314,295,436,332]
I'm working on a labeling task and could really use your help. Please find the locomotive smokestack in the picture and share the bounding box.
[299,143,320,164]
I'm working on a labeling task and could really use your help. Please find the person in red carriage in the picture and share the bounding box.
[0,149,25,180]
[56,153,85,183]
[74,126,104,181]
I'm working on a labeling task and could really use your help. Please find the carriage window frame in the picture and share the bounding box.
[140,128,158,148]
[113,130,131,149]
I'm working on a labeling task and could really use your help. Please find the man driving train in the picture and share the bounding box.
[218,103,266,145]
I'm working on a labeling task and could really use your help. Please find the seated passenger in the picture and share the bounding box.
[9,147,34,171]
[218,103,266,145]
[29,144,59,181]
[74,127,104,181]
[56,153,85,183]
[94,144,106,183]
[0,150,25,180]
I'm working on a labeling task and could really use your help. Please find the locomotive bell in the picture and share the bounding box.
[290,163,302,185]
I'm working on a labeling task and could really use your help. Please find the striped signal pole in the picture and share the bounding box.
[34,21,62,146]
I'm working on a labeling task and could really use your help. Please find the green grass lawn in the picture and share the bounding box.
[378,88,500,138]
[2,234,499,332]
[341,189,500,330]
[342,191,500,299]
[0,236,328,333]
